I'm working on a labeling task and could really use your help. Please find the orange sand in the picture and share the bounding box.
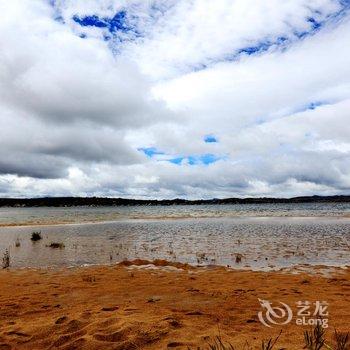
[0,261,349,350]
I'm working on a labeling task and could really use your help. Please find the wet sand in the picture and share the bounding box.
[0,261,349,350]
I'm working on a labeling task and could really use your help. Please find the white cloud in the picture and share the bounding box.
[0,0,169,178]
[1,0,350,198]
[154,16,350,128]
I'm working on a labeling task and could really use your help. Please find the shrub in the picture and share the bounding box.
[48,242,65,249]
[31,231,42,242]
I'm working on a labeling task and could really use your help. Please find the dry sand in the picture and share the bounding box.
[0,260,349,350]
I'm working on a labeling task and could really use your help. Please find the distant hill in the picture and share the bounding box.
[0,195,350,207]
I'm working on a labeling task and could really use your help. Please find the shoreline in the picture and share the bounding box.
[1,214,350,228]
[3,261,350,275]
[0,260,349,349]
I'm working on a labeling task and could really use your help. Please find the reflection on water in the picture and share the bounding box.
[0,217,349,270]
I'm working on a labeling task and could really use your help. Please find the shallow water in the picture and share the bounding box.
[0,209,349,269]
[1,202,350,227]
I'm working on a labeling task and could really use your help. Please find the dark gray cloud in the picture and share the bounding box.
[0,154,68,179]
[0,115,144,178]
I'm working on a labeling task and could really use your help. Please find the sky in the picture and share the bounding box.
[1,0,350,199]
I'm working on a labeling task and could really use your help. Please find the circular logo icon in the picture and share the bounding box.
[258,298,293,327]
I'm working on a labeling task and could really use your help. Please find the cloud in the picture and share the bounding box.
[124,0,345,79]
[0,0,168,179]
[0,1,166,127]
[154,16,350,129]
[0,104,148,178]
[0,0,350,198]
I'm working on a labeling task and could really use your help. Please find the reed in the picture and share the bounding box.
[1,249,10,269]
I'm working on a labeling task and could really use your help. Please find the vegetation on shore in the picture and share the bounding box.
[1,249,10,269]
[30,231,42,241]
[1,195,350,207]
[197,325,349,350]
[47,242,65,249]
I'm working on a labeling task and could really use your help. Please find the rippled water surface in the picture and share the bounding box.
[0,204,349,270]
[0,204,350,269]
[1,203,350,227]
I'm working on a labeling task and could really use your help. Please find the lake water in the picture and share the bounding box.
[0,204,349,270]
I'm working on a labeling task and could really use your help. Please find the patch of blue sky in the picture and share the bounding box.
[201,35,291,68]
[340,0,350,7]
[168,157,183,165]
[295,2,350,38]
[237,37,287,56]
[72,10,140,38]
[73,15,108,28]
[224,18,324,61]
[270,101,328,121]
[307,101,325,110]
[206,35,290,68]
[204,135,218,143]
[138,147,224,165]
[190,3,350,74]
[169,154,223,166]
[244,100,328,130]
[295,101,328,114]
[267,101,328,123]
[307,17,322,30]
[138,147,165,158]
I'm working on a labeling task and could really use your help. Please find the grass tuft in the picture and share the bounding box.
[47,242,65,249]
[82,275,96,283]
[31,231,42,242]
[333,330,349,350]
[188,326,350,350]
[2,249,10,269]
[205,336,235,350]
[262,330,282,350]
[304,323,326,350]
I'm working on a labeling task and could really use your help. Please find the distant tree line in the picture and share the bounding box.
[0,195,350,207]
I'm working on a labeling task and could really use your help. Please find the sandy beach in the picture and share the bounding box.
[0,260,349,350]
[2,0,350,348]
